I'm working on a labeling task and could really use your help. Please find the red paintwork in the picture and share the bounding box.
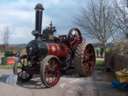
[69,37,82,48]
[47,43,69,58]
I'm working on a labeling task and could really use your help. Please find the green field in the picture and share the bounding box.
[0,64,13,69]
[96,59,104,65]
[96,58,104,70]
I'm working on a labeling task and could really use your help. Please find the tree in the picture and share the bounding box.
[3,27,10,51]
[113,0,128,39]
[75,0,116,52]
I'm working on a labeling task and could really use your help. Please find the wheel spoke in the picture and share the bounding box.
[13,56,32,82]
[44,58,60,87]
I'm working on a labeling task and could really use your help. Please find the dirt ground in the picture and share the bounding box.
[0,69,128,96]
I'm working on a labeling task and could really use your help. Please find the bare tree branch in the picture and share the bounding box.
[75,0,116,50]
[113,0,128,37]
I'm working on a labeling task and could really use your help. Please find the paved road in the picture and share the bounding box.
[0,69,128,96]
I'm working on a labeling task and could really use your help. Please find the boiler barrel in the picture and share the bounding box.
[27,41,69,59]
[47,43,69,58]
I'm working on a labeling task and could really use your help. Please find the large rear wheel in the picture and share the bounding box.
[40,56,61,88]
[74,42,96,77]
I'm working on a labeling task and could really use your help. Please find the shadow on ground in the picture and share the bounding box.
[0,69,128,96]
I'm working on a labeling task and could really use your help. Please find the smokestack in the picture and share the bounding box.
[35,3,44,34]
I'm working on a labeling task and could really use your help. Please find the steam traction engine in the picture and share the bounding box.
[13,3,96,88]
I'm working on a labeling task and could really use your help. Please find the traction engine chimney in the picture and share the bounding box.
[33,3,44,37]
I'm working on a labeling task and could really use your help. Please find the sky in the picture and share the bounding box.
[0,0,89,44]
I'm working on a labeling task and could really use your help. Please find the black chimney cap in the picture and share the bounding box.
[35,3,44,10]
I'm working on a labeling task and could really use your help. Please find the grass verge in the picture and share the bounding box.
[96,58,104,70]
[0,64,13,69]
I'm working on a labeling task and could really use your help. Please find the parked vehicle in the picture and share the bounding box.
[13,3,96,88]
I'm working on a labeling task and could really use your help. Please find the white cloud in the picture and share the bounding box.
[0,0,87,44]
[52,0,61,4]
[0,1,52,44]
[10,27,33,43]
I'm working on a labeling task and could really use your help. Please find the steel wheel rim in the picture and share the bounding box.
[15,58,25,74]
[44,58,60,87]
[18,71,30,79]
[15,58,30,79]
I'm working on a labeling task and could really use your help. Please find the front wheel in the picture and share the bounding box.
[13,56,32,82]
[40,55,61,88]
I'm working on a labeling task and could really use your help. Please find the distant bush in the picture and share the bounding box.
[112,40,128,55]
